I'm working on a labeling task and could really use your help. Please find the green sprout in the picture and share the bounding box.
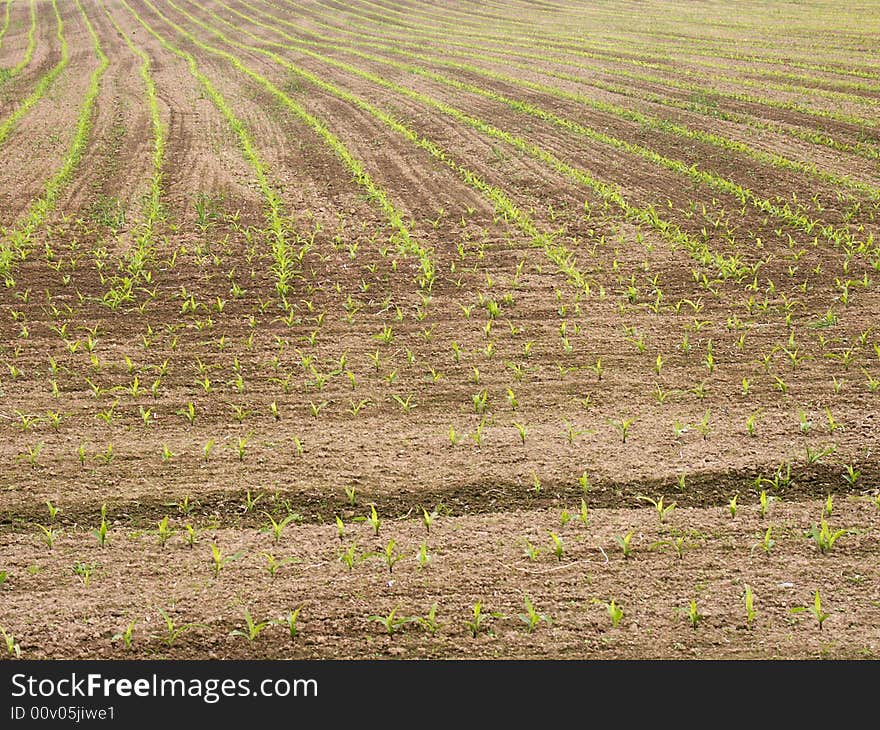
[791,590,829,630]
[230,608,270,641]
[518,595,550,633]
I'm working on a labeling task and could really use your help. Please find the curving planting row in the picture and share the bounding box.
[0,0,66,149]
[128,0,437,293]
[0,0,107,283]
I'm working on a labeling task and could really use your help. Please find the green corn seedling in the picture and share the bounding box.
[92,503,109,548]
[415,604,440,636]
[523,539,542,561]
[112,619,137,650]
[592,598,624,628]
[744,585,756,629]
[230,608,270,641]
[417,541,431,569]
[616,531,635,558]
[640,495,676,522]
[578,472,591,494]
[422,506,440,533]
[548,532,564,561]
[519,595,549,633]
[210,544,244,578]
[466,601,498,639]
[383,539,404,574]
[156,609,202,647]
[276,605,305,639]
[0,626,21,658]
[578,499,589,527]
[261,553,297,579]
[653,536,687,559]
[842,464,860,487]
[368,606,409,635]
[262,511,297,544]
[791,590,829,630]
[156,516,175,547]
[610,417,634,443]
[806,518,851,554]
[243,490,262,512]
[686,599,703,629]
[754,525,776,555]
[35,523,57,550]
[367,504,380,536]
[339,543,358,571]
[73,562,97,587]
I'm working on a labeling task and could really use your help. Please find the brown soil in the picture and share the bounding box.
[0,0,878,661]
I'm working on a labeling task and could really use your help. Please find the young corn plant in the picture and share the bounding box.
[92,503,109,548]
[276,605,305,639]
[210,544,244,578]
[243,490,262,513]
[577,472,591,495]
[382,539,405,574]
[610,417,634,443]
[156,516,175,547]
[753,525,776,555]
[823,494,834,517]
[592,598,624,628]
[367,504,381,536]
[262,511,298,544]
[421,505,440,533]
[338,542,362,572]
[466,601,499,639]
[616,531,635,558]
[35,523,58,550]
[791,590,829,630]
[417,541,431,569]
[653,536,688,560]
[548,532,564,561]
[46,501,60,521]
[685,599,703,630]
[230,608,270,641]
[577,499,589,527]
[806,518,851,554]
[261,553,298,579]
[156,609,203,647]
[518,595,550,633]
[73,562,98,587]
[414,604,440,636]
[0,626,21,658]
[758,490,774,518]
[368,606,409,635]
[522,539,542,562]
[639,495,676,523]
[728,494,738,518]
[842,464,860,487]
[744,585,756,629]
[112,619,137,650]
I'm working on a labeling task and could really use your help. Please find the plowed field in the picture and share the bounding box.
[1,0,879,659]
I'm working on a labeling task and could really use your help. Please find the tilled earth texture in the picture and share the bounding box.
[0,0,879,659]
